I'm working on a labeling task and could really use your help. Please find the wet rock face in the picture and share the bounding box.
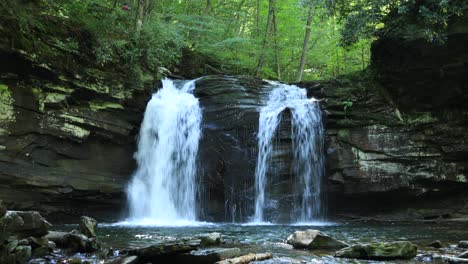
[302,77,468,220]
[0,51,151,221]
[195,76,268,222]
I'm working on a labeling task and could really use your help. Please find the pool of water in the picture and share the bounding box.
[53,221,468,263]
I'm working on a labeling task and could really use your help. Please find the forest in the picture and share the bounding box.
[1,0,466,84]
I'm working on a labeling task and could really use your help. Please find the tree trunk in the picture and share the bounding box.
[255,0,275,78]
[215,253,273,264]
[295,4,314,82]
[135,0,146,37]
[272,7,281,80]
[256,0,261,36]
[205,0,213,13]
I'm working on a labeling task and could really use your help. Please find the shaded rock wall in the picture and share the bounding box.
[0,51,150,221]
[302,79,468,220]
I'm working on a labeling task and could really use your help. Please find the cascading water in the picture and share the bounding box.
[126,78,202,226]
[253,82,325,223]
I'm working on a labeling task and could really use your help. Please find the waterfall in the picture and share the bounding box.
[126,78,202,225]
[253,82,325,223]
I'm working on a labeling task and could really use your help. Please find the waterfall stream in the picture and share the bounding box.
[253,82,325,223]
[126,79,202,225]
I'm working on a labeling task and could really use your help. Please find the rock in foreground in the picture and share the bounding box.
[459,241,468,249]
[79,216,98,238]
[215,252,273,264]
[335,241,417,260]
[286,230,348,250]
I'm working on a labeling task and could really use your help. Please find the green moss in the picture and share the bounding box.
[406,112,438,125]
[0,84,15,135]
[89,101,124,111]
[61,123,90,139]
[456,174,466,183]
[337,129,350,139]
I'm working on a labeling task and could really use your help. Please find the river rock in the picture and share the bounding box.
[200,232,223,247]
[14,245,32,263]
[0,211,24,241]
[428,240,443,248]
[44,231,68,246]
[286,229,348,250]
[459,251,468,258]
[215,252,273,264]
[127,239,200,262]
[79,216,98,238]
[335,241,418,260]
[105,256,139,264]
[449,257,468,264]
[10,211,51,238]
[178,248,242,263]
[459,241,468,248]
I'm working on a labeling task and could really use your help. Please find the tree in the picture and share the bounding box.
[255,0,275,78]
[296,1,317,82]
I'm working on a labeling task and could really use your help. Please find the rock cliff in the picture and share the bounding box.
[1,19,467,222]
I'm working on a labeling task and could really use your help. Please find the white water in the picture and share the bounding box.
[126,78,202,226]
[253,82,325,223]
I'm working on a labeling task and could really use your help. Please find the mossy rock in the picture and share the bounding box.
[335,241,418,260]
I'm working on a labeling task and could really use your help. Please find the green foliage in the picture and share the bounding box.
[4,0,462,83]
[342,100,353,115]
[329,0,468,45]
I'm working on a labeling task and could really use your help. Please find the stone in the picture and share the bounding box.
[215,252,273,264]
[200,232,222,247]
[335,241,418,260]
[0,200,6,218]
[178,248,242,263]
[286,230,349,250]
[127,239,200,262]
[79,216,98,238]
[10,211,51,238]
[32,246,50,258]
[0,211,24,241]
[14,245,32,263]
[47,240,56,250]
[458,251,468,258]
[105,256,139,264]
[44,231,68,246]
[448,257,468,264]
[428,240,443,248]
[459,241,468,248]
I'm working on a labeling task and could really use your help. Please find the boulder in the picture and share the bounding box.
[448,257,468,264]
[0,212,24,241]
[200,232,222,247]
[286,230,349,250]
[79,216,98,238]
[177,248,242,263]
[105,256,139,264]
[459,251,468,259]
[428,240,443,248]
[335,241,418,260]
[459,241,468,249]
[9,211,51,238]
[215,252,273,264]
[65,232,101,253]
[45,230,100,253]
[0,200,6,218]
[127,239,199,262]
[14,245,32,263]
[44,231,68,247]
